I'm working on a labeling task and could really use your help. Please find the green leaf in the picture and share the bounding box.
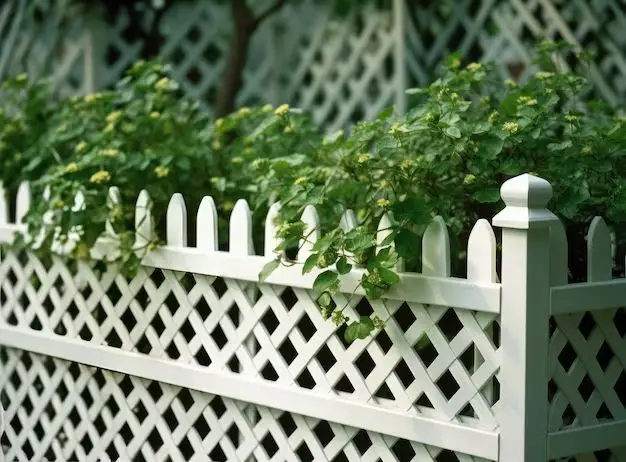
[376,106,395,121]
[259,258,280,283]
[474,187,502,203]
[336,256,352,274]
[378,267,400,285]
[318,292,332,307]
[313,270,339,296]
[445,126,461,139]
[394,229,420,259]
[479,137,504,159]
[302,253,318,274]
[344,316,375,343]
[391,197,431,226]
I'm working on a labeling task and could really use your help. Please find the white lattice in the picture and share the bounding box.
[0,250,500,432]
[0,347,494,462]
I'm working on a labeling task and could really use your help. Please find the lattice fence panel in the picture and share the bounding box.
[0,348,494,462]
[0,250,501,433]
[548,308,626,462]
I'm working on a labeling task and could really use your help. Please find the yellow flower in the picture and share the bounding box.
[84,93,101,103]
[65,162,79,173]
[155,77,170,90]
[215,118,224,128]
[231,156,243,164]
[154,166,170,178]
[106,111,122,124]
[377,198,391,208]
[75,141,88,153]
[378,179,391,189]
[104,123,115,133]
[504,79,517,87]
[212,139,221,150]
[390,122,408,135]
[357,153,370,164]
[400,158,413,170]
[536,71,555,80]
[503,121,519,134]
[237,107,250,116]
[526,98,537,106]
[101,148,119,157]
[463,174,476,185]
[15,73,27,83]
[274,104,289,116]
[466,62,482,72]
[294,176,307,185]
[284,124,295,134]
[262,104,273,112]
[149,111,160,119]
[90,170,111,184]
[450,58,461,69]
[517,96,529,104]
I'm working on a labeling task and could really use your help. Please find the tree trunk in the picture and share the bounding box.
[213,0,256,119]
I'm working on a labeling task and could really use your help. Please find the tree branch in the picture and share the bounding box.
[252,0,287,30]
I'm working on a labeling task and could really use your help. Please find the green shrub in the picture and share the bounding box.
[1,42,625,341]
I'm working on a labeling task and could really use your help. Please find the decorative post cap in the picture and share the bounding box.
[492,174,557,229]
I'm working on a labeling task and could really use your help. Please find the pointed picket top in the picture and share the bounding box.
[422,215,450,277]
[196,196,218,252]
[167,193,187,247]
[492,174,556,229]
[229,199,254,255]
[376,212,404,272]
[264,202,282,257]
[105,186,122,236]
[0,183,8,225]
[298,204,320,260]
[340,209,357,232]
[467,219,497,283]
[15,182,30,225]
[549,219,568,286]
[587,216,612,282]
[135,190,153,248]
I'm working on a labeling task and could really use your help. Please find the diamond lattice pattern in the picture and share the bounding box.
[0,251,501,459]
[1,348,493,462]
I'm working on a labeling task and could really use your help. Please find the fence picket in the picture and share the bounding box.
[587,216,612,282]
[229,199,254,255]
[0,184,7,225]
[297,205,320,261]
[376,212,404,271]
[135,190,153,249]
[467,219,497,283]
[550,219,568,286]
[166,193,187,247]
[264,202,282,257]
[422,216,450,277]
[196,196,218,252]
[15,182,30,225]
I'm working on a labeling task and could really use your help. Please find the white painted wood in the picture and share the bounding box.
[587,216,612,283]
[376,212,404,271]
[0,324,499,460]
[549,219,568,286]
[229,199,254,255]
[264,202,282,257]
[141,247,501,313]
[196,196,218,252]
[422,216,450,277]
[166,193,187,247]
[492,173,557,462]
[105,186,121,236]
[550,279,626,314]
[134,189,153,249]
[548,413,626,458]
[14,181,30,225]
[297,204,320,261]
[467,219,497,283]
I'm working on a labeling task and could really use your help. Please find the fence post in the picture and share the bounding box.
[492,173,558,461]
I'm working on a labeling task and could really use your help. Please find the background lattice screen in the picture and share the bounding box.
[1,0,626,130]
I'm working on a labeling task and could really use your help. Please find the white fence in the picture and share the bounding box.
[0,173,624,461]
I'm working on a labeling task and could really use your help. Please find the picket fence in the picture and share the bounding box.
[0,173,624,462]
